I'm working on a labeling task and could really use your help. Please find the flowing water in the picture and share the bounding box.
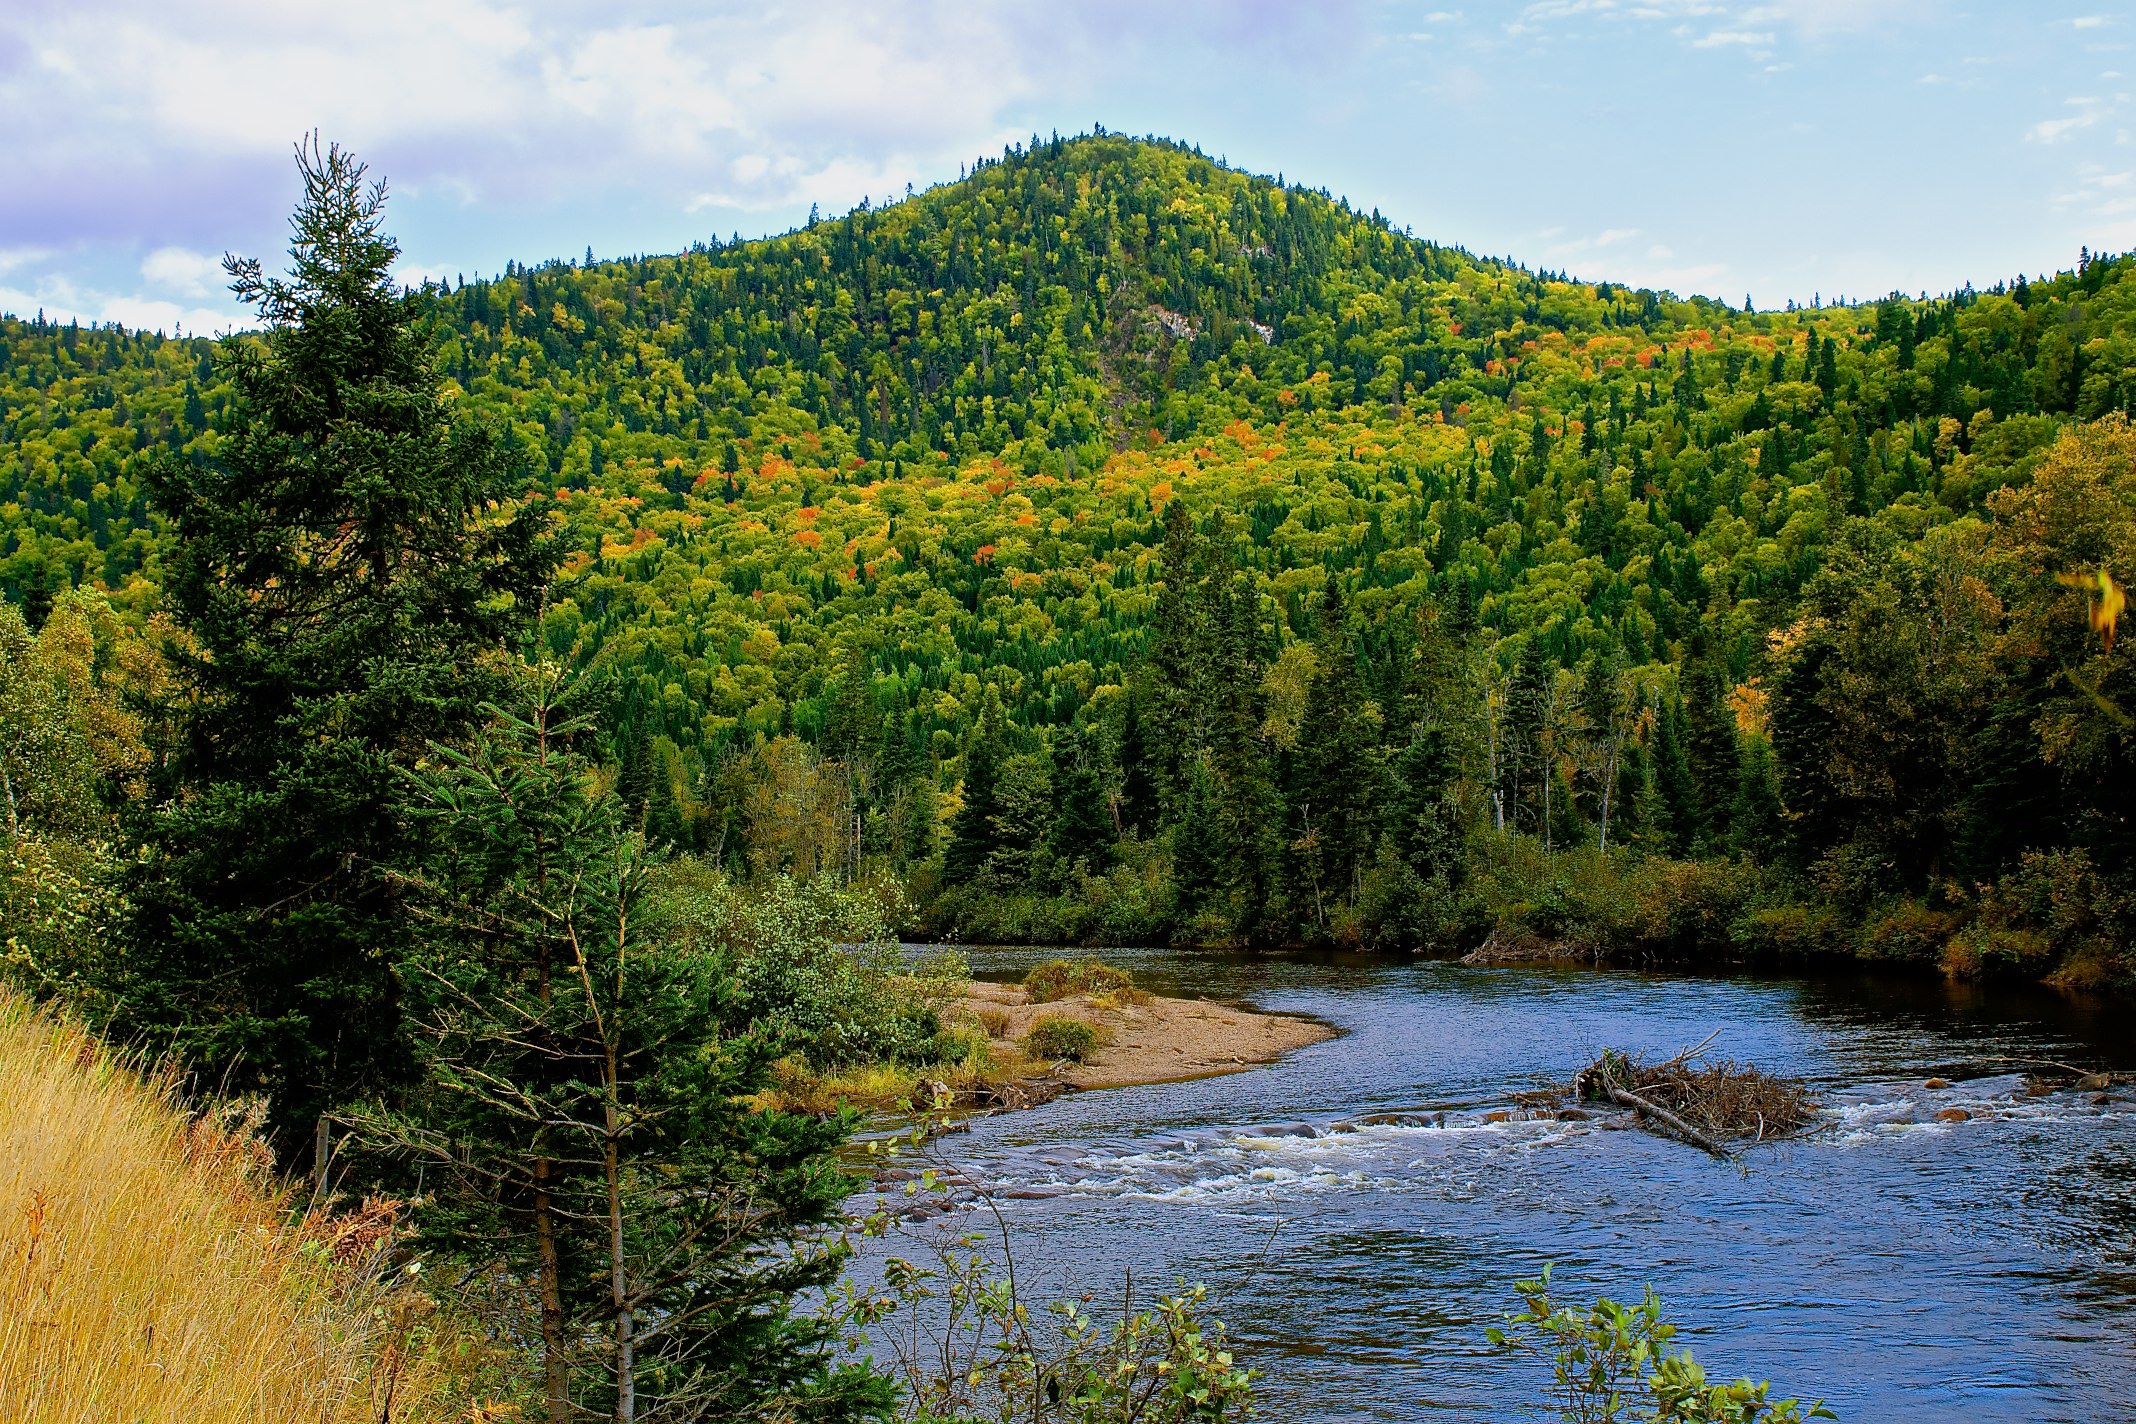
[855,949,2136,1422]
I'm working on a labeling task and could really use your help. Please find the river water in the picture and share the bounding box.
[856,948,2136,1422]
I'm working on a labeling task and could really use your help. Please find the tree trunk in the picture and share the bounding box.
[534,1158,569,1423]
[310,1116,331,1202]
[606,1077,633,1424]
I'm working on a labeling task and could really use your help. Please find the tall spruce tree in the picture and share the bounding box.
[118,139,557,1154]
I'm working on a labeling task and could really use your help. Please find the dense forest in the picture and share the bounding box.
[0,126,2108,1422]
[4,131,2133,983]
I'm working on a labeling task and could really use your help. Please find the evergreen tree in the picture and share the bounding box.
[944,684,1008,881]
[1500,640,1552,836]
[367,666,889,1424]
[1729,735,1786,861]
[117,139,557,1154]
[1046,721,1114,870]
[1144,500,1203,798]
[1288,576,1377,921]
[1386,725,1462,885]
[1651,690,1700,856]
[1205,573,1279,935]
[1680,635,1741,853]
[1114,686,1159,836]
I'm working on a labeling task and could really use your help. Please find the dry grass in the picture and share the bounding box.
[0,992,476,1424]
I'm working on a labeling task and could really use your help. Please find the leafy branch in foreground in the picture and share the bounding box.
[828,1132,1255,1424]
[1489,1265,1833,1423]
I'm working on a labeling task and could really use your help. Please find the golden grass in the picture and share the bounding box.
[755,1037,1047,1117]
[0,992,472,1424]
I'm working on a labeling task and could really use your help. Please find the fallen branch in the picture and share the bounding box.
[1605,1086,1733,1160]
[1653,1029,1723,1074]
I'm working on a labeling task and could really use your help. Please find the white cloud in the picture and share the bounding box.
[0,0,1071,235]
[1517,0,1922,43]
[2030,96,2110,144]
[2074,15,2109,29]
[0,268,238,334]
[1693,29,1773,47]
[140,246,226,297]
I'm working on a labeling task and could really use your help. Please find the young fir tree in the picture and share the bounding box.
[1114,686,1160,837]
[1046,720,1115,871]
[1650,690,1702,857]
[943,684,1008,882]
[118,138,557,1155]
[369,665,888,1424]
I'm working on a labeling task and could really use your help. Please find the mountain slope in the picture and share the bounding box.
[2,133,2132,958]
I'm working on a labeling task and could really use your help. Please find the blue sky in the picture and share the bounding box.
[1,1,2128,334]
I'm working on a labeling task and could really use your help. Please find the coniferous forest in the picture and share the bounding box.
[0,129,2130,1420]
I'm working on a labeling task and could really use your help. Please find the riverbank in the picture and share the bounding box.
[961,978,1337,1091]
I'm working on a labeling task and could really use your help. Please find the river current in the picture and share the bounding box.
[855,948,2136,1422]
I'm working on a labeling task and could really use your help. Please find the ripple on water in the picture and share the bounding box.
[860,951,2136,1423]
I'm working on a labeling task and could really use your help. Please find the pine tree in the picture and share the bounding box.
[1386,725,1462,885]
[117,139,557,1155]
[1680,634,1741,853]
[1144,499,1203,799]
[365,666,889,1424]
[1289,576,1376,919]
[1651,690,1701,857]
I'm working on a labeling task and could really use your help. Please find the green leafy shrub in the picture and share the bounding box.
[1490,1265,1833,1423]
[1022,958,1137,1004]
[1022,1015,1100,1062]
[656,865,966,1068]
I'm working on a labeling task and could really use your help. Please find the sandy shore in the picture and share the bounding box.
[961,979,1336,1091]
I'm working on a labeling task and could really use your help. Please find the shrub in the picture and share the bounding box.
[1625,857,1764,964]
[1859,898,1963,964]
[1490,1265,1832,1423]
[656,865,966,1068]
[1023,957,1137,1004]
[1023,1015,1101,1062]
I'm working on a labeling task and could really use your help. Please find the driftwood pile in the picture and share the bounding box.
[1572,1034,1818,1158]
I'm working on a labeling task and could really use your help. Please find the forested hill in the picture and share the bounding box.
[4,132,2134,963]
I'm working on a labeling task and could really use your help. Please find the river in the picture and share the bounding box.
[854,947,2136,1422]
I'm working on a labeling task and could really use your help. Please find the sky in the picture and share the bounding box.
[1,0,2130,335]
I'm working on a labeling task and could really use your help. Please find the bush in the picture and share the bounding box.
[1023,957,1137,1003]
[1023,1015,1100,1062]
[1859,898,1963,964]
[1625,857,1764,964]
[1490,1265,1832,1423]
[654,864,966,1069]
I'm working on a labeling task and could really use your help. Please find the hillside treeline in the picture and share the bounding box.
[2,133,2133,982]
